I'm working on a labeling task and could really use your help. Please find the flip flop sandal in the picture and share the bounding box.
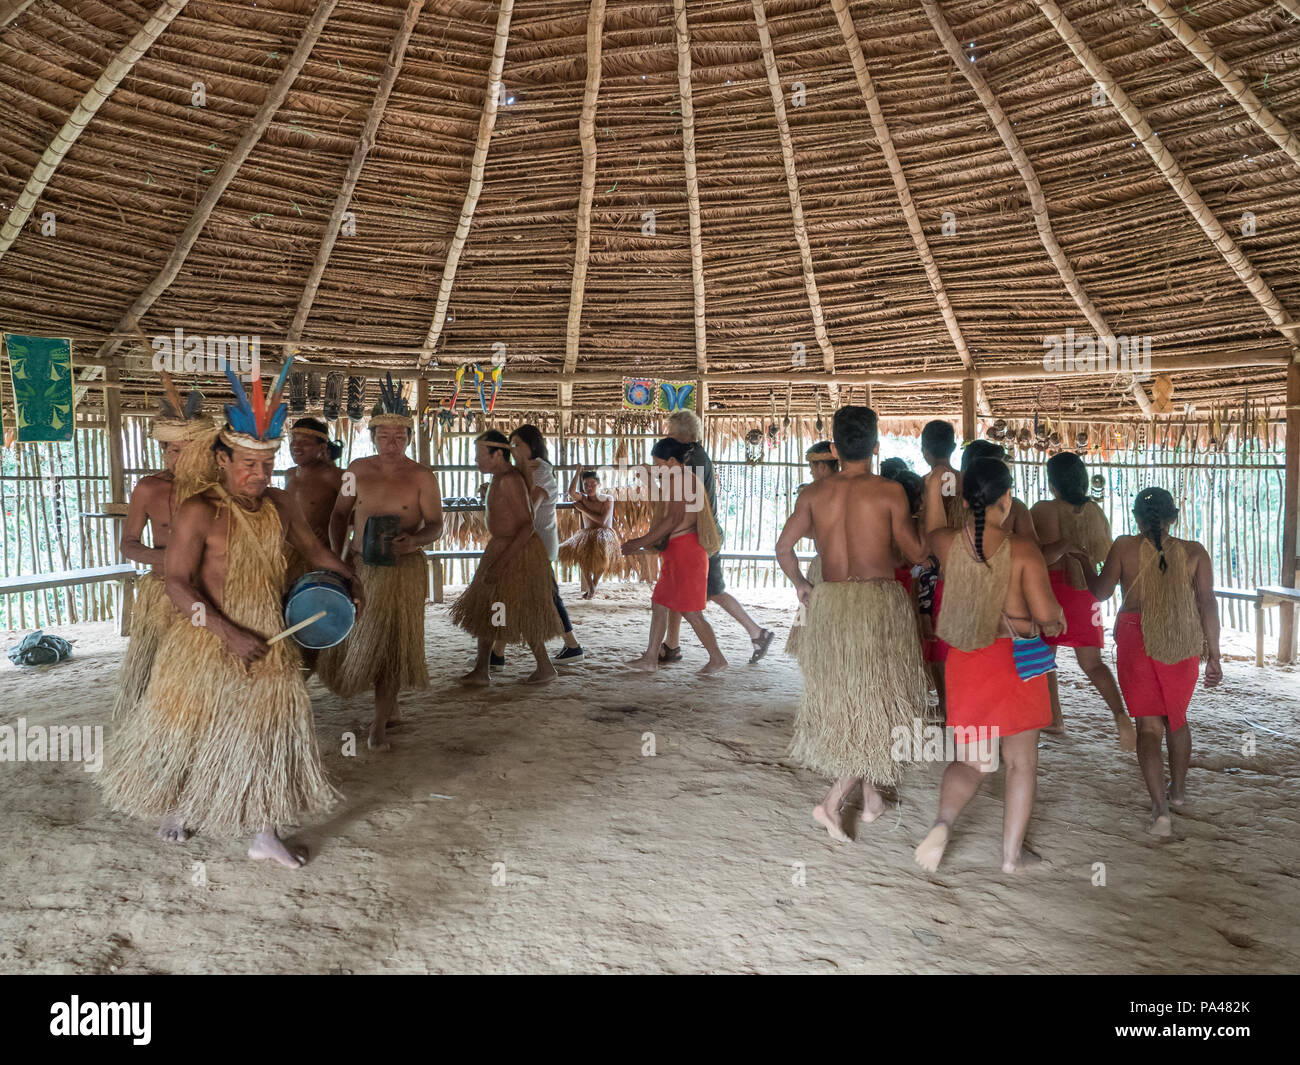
[749,628,775,664]
[657,643,682,664]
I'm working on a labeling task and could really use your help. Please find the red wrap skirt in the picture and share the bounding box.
[1115,613,1198,731]
[947,638,1052,739]
[1043,569,1104,648]
[652,531,708,613]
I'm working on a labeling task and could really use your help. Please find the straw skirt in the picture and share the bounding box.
[112,570,176,723]
[558,526,621,578]
[318,551,429,698]
[789,578,929,786]
[450,534,564,646]
[100,497,338,836]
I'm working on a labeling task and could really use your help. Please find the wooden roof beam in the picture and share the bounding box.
[830,0,990,418]
[0,0,189,260]
[920,0,1152,415]
[753,0,838,399]
[1142,0,1300,170]
[1034,0,1300,349]
[77,0,341,408]
[673,0,708,393]
[418,0,516,369]
[559,0,607,411]
[287,0,426,354]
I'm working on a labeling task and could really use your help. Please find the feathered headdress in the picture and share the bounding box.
[369,372,413,429]
[152,369,214,442]
[219,357,293,452]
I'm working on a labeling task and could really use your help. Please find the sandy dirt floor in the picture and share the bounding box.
[1,581,1297,974]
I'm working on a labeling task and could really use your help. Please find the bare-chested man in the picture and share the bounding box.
[559,469,619,598]
[776,406,931,842]
[319,402,442,750]
[451,430,564,685]
[114,396,219,724]
[102,405,356,867]
[284,416,344,574]
[623,437,727,674]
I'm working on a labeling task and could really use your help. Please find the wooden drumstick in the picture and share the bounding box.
[268,610,327,645]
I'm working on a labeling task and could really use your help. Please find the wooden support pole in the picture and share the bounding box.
[416,376,431,466]
[960,377,977,444]
[1279,361,1299,662]
[104,366,126,508]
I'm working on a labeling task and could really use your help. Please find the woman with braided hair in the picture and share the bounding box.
[1083,487,1221,837]
[915,458,1064,874]
[1031,453,1134,750]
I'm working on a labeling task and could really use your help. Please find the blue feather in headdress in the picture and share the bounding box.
[223,366,259,436]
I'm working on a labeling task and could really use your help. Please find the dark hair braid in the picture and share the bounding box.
[1133,487,1178,574]
[961,457,1013,565]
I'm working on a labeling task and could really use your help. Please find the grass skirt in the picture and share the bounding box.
[318,551,429,698]
[112,571,177,723]
[789,578,929,786]
[450,534,564,645]
[558,526,621,578]
[784,556,822,659]
[100,497,338,835]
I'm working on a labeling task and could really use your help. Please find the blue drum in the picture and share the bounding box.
[284,570,356,649]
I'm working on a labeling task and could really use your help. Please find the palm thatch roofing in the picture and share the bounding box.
[0,0,1297,424]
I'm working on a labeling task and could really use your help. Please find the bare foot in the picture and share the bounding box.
[459,669,491,687]
[157,814,189,843]
[523,666,556,685]
[248,832,308,868]
[1148,805,1173,837]
[367,721,391,751]
[626,656,658,673]
[859,789,887,823]
[1002,847,1044,874]
[385,713,403,731]
[1115,713,1137,752]
[914,823,950,872]
[697,657,728,675]
[812,802,851,843]
[1042,722,1066,735]
[1167,784,1185,808]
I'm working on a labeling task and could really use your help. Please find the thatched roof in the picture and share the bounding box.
[0,0,1297,423]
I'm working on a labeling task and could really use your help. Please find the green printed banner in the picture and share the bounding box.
[4,333,74,442]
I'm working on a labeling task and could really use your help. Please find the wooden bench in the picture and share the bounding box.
[0,563,140,636]
[1255,585,1300,667]
[424,550,483,604]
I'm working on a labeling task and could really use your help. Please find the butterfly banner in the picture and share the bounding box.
[657,380,696,413]
[4,333,74,442]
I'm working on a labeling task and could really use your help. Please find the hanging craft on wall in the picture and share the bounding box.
[323,372,344,421]
[1151,373,1174,414]
[657,381,695,413]
[346,376,366,421]
[4,334,74,442]
[288,371,307,412]
[623,378,656,411]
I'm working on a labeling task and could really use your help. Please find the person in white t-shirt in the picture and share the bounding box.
[488,425,585,668]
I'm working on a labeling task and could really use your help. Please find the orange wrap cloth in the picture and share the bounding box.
[946,638,1052,739]
[1043,569,1103,648]
[1115,613,1198,731]
[651,531,708,613]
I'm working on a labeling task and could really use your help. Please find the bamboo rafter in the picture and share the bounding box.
[288,0,426,353]
[76,0,342,409]
[1141,0,1300,170]
[752,0,836,381]
[0,0,190,260]
[1033,0,1300,347]
[919,0,1153,415]
[560,0,608,410]
[673,0,707,382]
[418,0,516,369]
